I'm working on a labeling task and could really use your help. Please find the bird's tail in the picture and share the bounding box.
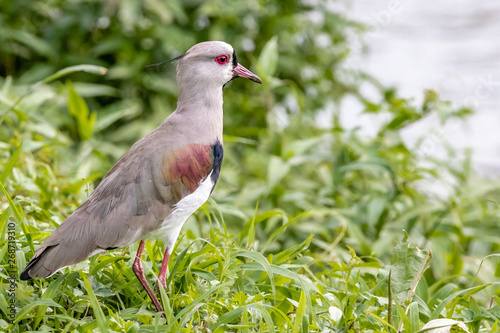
[20,245,56,280]
[21,240,100,280]
[20,215,101,280]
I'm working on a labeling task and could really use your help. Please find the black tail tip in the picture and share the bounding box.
[20,246,53,281]
[20,269,32,281]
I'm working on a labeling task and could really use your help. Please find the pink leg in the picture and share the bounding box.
[132,240,164,313]
[157,247,170,291]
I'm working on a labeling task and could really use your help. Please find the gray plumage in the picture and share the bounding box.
[21,41,261,281]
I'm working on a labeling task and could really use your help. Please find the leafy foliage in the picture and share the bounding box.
[1,0,500,332]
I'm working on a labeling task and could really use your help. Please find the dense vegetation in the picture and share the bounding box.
[1,0,499,332]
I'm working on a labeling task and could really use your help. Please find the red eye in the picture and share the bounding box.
[216,54,228,65]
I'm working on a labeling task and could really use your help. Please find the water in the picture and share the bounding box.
[341,0,500,176]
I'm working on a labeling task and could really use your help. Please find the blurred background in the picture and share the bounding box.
[1,0,500,322]
[345,0,500,178]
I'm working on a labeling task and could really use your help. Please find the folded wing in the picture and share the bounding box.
[21,140,219,280]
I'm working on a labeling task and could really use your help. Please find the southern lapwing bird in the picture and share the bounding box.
[20,41,262,312]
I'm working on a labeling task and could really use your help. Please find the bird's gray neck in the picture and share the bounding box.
[174,83,224,141]
[178,83,223,112]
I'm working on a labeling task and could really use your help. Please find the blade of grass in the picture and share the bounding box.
[292,290,306,333]
[256,303,276,333]
[83,276,109,333]
[38,65,108,85]
[210,306,245,330]
[159,278,174,325]
[14,299,62,324]
[33,274,67,328]
[0,144,22,185]
[0,207,10,244]
[242,305,249,333]
[0,180,34,253]
[89,256,128,276]
[408,302,420,332]
[365,312,397,332]
[166,281,232,331]
[388,269,393,330]
[237,251,276,303]
[429,284,490,320]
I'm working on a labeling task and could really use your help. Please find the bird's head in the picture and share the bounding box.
[176,41,262,90]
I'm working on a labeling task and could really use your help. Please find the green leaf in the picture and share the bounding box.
[293,290,307,333]
[211,306,245,329]
[247,204,258,249]
[67,81,96,140]
[395,302,411,333]
[167,282,232,332]
[0,144,22,185]
[14,299,62,324]
[257,36,279,79]
[408,302,420,332]
[39,65,108,85]
[159,278,175,325]
[0,180,34,253]
[7,29,58,60]
[33,274,67,328]
[237,251,276,303]
[83,276,109,333]
[268,156,291,188]
[0,208,10,247]
[273,234,313,265]
[256,303,276,333]
[390,233,432,305]
[366,312,397,332]
[367,197,387,227]
[239,210,283,244]
[89,256,129,276]
[94,100,140,132]
[429,284,491,320]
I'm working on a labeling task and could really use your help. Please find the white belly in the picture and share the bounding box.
[145,173,214,252]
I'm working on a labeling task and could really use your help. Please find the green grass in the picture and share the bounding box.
[1,64,499,332]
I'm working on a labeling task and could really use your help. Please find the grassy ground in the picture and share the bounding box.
[1,62,500,332]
